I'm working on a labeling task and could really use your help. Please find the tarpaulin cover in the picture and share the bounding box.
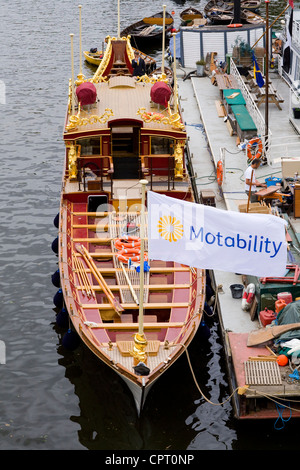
[150,82,172,107]
[276,301,300,342]
[76,82,97,105]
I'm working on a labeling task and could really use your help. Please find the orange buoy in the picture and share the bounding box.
[114,236,148,263]
[216,160,223,186]
[246,137,263,161]
[276,354,289,366]
[227,23,243,28]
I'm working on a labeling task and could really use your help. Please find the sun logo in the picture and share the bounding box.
[157,215,184,242]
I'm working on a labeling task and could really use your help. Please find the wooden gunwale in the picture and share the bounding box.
[84,322,186,329]
[81,303,190,309]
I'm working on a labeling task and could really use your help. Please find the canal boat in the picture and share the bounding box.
[178,0,300,421]
[56,33,206,414]
[120,11,174,46]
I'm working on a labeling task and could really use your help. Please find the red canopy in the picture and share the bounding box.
[76,82,97,106]
[150,82,172,107]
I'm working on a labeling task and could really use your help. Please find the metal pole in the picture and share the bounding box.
[79,5,82,76]
[138,179,148,335]
[70,33,75,115]
[173,32,178,112]
[265,0,269,152]
[162,4,166,74]
[117,0,120,38]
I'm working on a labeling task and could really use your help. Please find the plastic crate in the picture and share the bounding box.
[265,177,281,187]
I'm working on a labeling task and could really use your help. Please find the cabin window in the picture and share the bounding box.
[80,137,101,155]
[150,137,173,155]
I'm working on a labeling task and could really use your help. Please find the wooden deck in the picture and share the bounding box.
[64,77,180,135]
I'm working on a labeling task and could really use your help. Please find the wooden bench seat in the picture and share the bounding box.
[116,339,160,356]
[230,104,257,140]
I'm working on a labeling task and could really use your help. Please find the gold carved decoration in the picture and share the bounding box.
[174,142,184,179]
[137,103,185,131]
[66,142,81,180]
[131,332,148,365]
[66,103,114,131]
[136,73,168,84]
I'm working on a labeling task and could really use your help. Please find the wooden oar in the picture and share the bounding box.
[247,323,300,347]
[120,262,139,305]
[143,17,173,25]
[246,167,254,213]
[73,254,90,298]
[76,244,124,314]
[78,257,96,299]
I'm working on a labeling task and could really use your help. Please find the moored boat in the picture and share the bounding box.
[56,32,206,415]
[241,9,265,25]
[204,0,234,24]
[180,7,204,24]
[240,0,261,11]
[83,49,104,66]
[204,0,264,24]
[84,46,157,75]
[222,0,261,10]
[120,11,174,46]
[178,0,300,421]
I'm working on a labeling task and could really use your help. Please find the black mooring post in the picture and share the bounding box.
[234,0,241,23]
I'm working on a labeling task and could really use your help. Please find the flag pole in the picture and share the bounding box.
[138,179,148,335]
[131,179,148,366]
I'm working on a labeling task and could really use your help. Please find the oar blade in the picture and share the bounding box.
[247,323,300,346]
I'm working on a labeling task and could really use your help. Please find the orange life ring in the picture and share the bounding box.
[217,160,223,186]
[246,137,263,161]
[114,236,148,263]
[227,23,243,28]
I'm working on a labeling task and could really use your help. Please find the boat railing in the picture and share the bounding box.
[78,155,114,193]
[264,136,300,167]
[230,58,272,152]
[140,154,178,190]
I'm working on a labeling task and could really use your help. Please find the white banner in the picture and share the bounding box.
[147,191,288,277]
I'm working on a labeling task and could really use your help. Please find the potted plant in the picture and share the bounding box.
[292,107,300,119]
[196,59,206,77]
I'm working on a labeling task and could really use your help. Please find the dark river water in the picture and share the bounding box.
[1,0,299,454]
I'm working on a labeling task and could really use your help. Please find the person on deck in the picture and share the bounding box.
[131,51,146,77]
[244,158,267,203]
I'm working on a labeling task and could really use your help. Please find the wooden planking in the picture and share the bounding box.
[215,100,226,117]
